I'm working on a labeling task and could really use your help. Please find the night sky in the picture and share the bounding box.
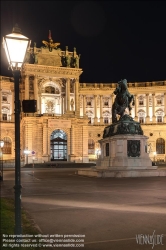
[1,1,166,83]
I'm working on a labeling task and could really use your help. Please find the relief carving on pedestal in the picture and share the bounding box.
[127,140,140,157]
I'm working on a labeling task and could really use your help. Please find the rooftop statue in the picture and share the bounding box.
[42,30,60,52]
[112,79,135,123]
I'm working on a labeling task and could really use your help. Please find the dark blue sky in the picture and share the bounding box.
[1,1,166,83]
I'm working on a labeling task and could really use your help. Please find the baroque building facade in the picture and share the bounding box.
[0,40,166,164]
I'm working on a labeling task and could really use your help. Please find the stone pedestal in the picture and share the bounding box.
[96,134,153,169]
[96,115,153,170]
[77,115,164,178]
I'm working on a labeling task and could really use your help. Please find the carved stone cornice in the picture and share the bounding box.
[22,64,83,77]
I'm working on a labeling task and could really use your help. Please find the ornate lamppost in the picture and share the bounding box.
[0,140,4,181]
[3,24,31,234]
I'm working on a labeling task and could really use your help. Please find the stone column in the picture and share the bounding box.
[75,78,79,115]
[83,95,86,116]
[152,93,156,123]
[25,75,29,100]
[164,93,166,122]
[34,75,39,113]
[94,95,98,124]
[134,95,138,121]
[146,94,150,123]
[100,95,103,125]
[66,78,70,112]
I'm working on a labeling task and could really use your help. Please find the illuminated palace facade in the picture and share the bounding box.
[0,41,166,164]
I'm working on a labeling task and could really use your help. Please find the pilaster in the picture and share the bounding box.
[152,93,156,123]
[146,94,150,123]
[25,75,29,100]
[83,95,86,116]
[134,94,138,121]
[164,93,166,122]
[69,125,75,162]
[42,119,48,156]
[100,95,104,125]
[66,78,70,112]
[82,125,89,162]
[94,95,98,124]
[75,78,79,115]
[34,75,39,113]
[61,96,64,115]
[37,122,43,160]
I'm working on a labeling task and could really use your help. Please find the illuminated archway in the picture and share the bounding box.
[50,129,67,161]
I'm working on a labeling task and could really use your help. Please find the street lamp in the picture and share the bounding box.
[0,140,4,181]
[24,148,31,165]
[3,24,31,234]
[95,148,101,159]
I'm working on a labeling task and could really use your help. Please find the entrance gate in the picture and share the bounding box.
[50,129,67,161]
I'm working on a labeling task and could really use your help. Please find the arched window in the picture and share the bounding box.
[45,86,55,94]
[156,138,165,154]
[3,137,12,154]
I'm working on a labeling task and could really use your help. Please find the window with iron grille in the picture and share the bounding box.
[3,137,12,154]
[139,117,144,124]
[156,138,165,154]
[2,96,7,102]
[157,99,162,105]
[104,117,109,124]
[106,143,109,156]
[157,116,162,123]
[88,139,95,154]
[2,114,7,121]
[104,101,109,106]
[139,100,144,105]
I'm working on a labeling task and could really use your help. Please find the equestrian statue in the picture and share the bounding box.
[112,79,135,123]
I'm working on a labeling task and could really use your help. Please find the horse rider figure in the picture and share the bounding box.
[112,79,135,123]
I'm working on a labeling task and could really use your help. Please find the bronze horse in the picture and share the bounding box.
[112,79,135,123]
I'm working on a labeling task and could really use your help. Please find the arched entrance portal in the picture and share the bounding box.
[50,129,67,161]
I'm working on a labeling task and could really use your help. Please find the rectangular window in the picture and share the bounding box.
[3,137,12,154]
[139,100,144,105]
[104,117,109,124]
[157,99,162,105]
[106,143,109,156]
[2,96,7,102]
[104,101,108,106]
[157,116,162,123]
[139,117,144,123]
[2,114,7,121]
